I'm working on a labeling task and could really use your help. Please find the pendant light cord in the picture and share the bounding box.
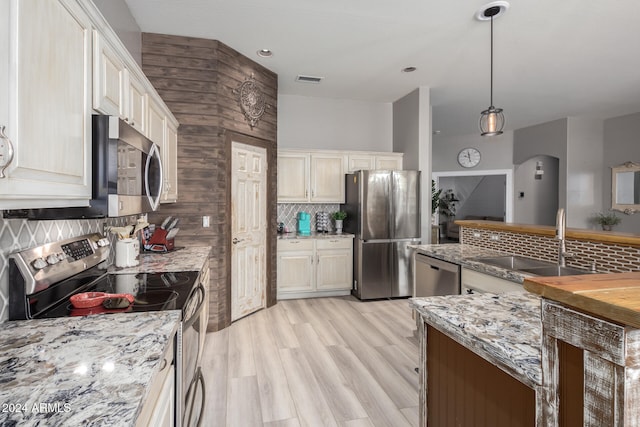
[490,14,494,108]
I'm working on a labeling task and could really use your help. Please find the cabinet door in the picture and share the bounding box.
[277,251,315,293]
[125,70,147,134]
[347,154,374,173]
[316,246,353,290]
[147,365,175,427]
[147,97,166,146]
[277,153,309,202]
[375,154,403,170]
[93,31,125,117]
[310,153,345,203]
[162,119,179,203]
[0,0,92,209]
[277,239,315,295]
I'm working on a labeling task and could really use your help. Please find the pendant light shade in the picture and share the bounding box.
[479,4,505,137]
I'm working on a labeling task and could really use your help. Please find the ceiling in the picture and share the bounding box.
[124,0,640,137]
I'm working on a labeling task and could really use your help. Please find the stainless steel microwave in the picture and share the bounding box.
[20,115,163,219]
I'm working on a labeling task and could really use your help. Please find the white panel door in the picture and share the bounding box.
[231,142,267,321]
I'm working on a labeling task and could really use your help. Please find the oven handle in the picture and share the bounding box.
[185,367,206,427]
[183,283,206,330]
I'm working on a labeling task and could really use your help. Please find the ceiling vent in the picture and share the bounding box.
[295,75,323,84]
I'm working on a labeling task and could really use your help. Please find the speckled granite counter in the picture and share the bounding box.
[0,311,180,426]
[109,246,211,274]
[411,243,533,284]
[277,232,354,240]
[410,292,542,388]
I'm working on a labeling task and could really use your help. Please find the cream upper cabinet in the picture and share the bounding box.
[149,96,179,204]
[277,152,310,202]
[310,153,346,202]
[126,70,147,135]
[277,150,346,203]
[0,0,92,209]
[347,154,375,173]
[92,31,125,117]
[162,119,179,203]
[346,152,403,173]
[375,153,403,170]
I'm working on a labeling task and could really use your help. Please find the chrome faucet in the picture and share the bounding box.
[555,208,573,267]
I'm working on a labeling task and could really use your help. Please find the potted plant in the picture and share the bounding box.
[332,211,347,234]
[594,211,621,231]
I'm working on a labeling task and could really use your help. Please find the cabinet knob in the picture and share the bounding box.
[0,126,15,178]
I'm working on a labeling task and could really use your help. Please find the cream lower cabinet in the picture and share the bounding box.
[0,0,93,209]
[461,268,525,295]
[277,238,353,299]
[136,332,176,427]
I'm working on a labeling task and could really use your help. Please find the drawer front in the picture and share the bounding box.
[461,268,524,294]
[278,239,314,252]
[316,238,353,250]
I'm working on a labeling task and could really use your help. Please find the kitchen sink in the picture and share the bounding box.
[473,255,553,270]
[518,265,590,277]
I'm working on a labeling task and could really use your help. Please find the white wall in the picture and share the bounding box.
[432,131,514,172]
[277,95,392,151]
[93,0,142,66]
[392,87,432,241]
[603,112,640,233]
[567,117,604,228]
[392,89,420,170]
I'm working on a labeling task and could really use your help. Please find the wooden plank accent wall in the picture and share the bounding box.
[425,325,536,426]
[141,33,278,331]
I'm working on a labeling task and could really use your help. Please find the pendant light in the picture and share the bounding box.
[478,4,506,136]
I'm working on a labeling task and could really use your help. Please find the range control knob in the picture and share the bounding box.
[32,258,48,270]
[57,252,68,262]
[97,238,110,247]
[46,254,61,265]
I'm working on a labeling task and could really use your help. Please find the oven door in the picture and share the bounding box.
[182,283,206,427]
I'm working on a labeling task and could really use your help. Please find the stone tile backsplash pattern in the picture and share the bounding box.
[277,203,341,233]
[461,227,640,273]
[0,217,133,323]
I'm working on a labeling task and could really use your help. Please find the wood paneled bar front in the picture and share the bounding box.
[525,273,640,426]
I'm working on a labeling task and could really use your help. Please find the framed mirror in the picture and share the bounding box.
[612,161,640,214]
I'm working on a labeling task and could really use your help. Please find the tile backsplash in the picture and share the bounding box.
[277,203,341,232]
[0,216,133,323]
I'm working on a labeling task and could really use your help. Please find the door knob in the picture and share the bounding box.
[232,238,244,244]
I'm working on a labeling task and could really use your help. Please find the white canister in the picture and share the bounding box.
[115,238,140,268]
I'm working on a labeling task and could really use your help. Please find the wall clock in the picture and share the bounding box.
[457,147,481,168]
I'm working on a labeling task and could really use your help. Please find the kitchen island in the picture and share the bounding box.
[410,292,543,426]
[0,311,180,426]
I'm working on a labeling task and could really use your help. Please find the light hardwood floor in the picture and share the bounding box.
[201,296,420,427]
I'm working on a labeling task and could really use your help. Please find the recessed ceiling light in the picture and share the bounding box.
[257,49,273,58]
[475,1,509,21]
[402,67,417,73]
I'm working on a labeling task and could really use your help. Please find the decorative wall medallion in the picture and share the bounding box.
[234,74,269,129]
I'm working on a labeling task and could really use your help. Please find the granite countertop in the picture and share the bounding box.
[108,245,211,274]
[411,292,542,389]
[0,311,180,426]
[278,232,355,240]
[411,243,533,283]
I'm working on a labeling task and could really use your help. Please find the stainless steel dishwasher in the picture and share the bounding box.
[414,253,460,296]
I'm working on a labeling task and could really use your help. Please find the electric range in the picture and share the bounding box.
[8,233,207,427]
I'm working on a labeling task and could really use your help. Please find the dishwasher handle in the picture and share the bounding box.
[415,253,459,273]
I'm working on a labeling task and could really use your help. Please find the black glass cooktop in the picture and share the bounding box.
[28,267,200,319]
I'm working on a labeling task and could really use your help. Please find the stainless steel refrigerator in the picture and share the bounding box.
[342,170,421,299]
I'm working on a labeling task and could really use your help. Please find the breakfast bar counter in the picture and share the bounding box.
[0,311,180,426]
